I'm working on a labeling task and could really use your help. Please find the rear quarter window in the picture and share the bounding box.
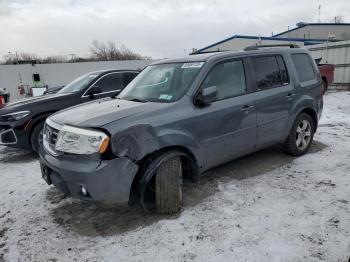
[291,53,316,82]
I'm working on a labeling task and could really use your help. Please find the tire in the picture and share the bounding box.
[284,113,314,156]
[30,121,45,153]
[155,156,183,214]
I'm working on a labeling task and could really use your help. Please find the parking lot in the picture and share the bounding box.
[0,91,349,262]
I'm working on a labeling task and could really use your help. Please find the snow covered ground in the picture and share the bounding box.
[0,91,350,262]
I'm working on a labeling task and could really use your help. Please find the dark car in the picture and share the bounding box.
[0,88,10,103]
[43,85,65,95]
[0,69,139,152]
[40,46,323,214]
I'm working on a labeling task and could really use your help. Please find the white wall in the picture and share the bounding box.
[0,60,153,101]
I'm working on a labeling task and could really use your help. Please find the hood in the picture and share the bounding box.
[49,98,166,127]
[0,93,74,115]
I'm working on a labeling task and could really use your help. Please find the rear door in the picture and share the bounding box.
[249,54,295,149]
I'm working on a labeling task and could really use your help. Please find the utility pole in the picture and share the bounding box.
[318,5,321,23]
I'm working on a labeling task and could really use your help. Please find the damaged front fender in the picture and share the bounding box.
[110,124,160,161]
[110,124,203,168]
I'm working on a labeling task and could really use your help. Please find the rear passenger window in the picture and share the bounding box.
[291,53,316,82]
[252,56,282,90]
[202,60,246,100]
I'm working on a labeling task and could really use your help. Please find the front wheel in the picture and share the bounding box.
[155,156,183,214]
[30,121,45,153]
[284,113,314,156]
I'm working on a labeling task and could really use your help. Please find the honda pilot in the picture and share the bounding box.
[40,46,323,214]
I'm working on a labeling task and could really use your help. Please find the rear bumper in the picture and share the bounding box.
[39,147,139,203]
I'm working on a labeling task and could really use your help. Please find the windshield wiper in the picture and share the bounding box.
[128,98,149,103]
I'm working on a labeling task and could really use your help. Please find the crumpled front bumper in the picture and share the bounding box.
[39,147,139,204]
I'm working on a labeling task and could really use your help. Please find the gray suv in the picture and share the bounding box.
[40,46,323,214]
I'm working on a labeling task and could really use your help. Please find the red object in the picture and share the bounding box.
[318,64,335,91]
[0,96,4,106]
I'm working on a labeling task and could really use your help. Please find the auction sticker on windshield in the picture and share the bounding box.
[181,62,204,69]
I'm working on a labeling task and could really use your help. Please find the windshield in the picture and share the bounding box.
[118,62,203,103]
[58,73,98,94]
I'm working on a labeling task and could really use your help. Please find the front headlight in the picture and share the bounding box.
[55,125,109,155]
[0,111,31,121]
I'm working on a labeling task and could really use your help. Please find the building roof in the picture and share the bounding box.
[197,34,328,53]
[273,23,350,37]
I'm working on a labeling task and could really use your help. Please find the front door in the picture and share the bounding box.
[83,72,125,101]
[190,59,257,169]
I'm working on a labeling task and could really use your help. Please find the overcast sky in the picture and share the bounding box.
[0,0,349,59]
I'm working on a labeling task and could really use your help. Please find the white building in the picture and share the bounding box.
[196,22,350,53]
[195,35,326,53]
[274,22,350,41]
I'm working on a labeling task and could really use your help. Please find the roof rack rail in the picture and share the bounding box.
[244,44,300,51]
[190,50,231,55]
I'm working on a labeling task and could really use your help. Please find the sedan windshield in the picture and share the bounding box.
[58,73,98,94]
[118,62,203,103]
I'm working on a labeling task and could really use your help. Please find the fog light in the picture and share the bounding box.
[81,186,88,196]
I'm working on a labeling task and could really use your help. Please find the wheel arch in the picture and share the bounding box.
[297,107,318,132]
[28,111,56,146]
[129,145,200,209]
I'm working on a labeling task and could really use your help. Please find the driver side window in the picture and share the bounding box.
[94,73,123,93]
[202,60,246,101]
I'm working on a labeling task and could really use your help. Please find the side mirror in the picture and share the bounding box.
[195,86,218,106]
[87,85,102,97]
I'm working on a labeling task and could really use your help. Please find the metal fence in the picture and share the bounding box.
[308,40,350,89]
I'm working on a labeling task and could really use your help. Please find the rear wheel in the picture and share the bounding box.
[155,156,183,214]
[30,121,45,153]
[284,113,314,156]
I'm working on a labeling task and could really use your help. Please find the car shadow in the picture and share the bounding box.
[0,146,37,163]
[49,140,327,237]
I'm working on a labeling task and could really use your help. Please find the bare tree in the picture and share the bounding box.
[1,41,150,64]
[42,55,69,64]
[90,40,149,61]
[332,15,344,23]
[2,52,40,64]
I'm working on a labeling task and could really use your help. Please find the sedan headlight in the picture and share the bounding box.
[0,111,31,122]
[55,125,109,154]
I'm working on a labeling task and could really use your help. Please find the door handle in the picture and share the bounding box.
[241,105,254,112]
[286,93,296,99]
